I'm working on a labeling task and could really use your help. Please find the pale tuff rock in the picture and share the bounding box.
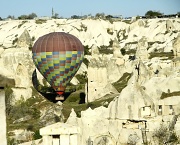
[112,38,123,58]
[0,48,35,103]
[15,63,30,88]
[136,37,149,60]
[1,48,34,75]
[0,47,4,56]
[166,20,176,32]
[87,66,113,102]
[91,44,99,56]
[129,60,150,85]
[173,33,180,57]
[0,18,180,145]
[143,76,180,101]
[0,67,15,87]
[17,29,32,48]
[109,63,154,120]
[40,102,64,126]
[11,88,32,105]
[66,108,78,126]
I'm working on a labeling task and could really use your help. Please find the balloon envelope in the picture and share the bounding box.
[32,32,84,94]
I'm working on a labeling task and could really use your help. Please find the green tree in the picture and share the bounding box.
[28,13,37,19]
[7,15,15,19]
[105,15,113,19]
[18,13,37,20]
[95,13,105,18]
[145,10,163,17]
[52,13,59,19]
[18,15,28,20]
[71,15,80,19]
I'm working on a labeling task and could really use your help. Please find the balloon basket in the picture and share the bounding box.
[55,95,64,101]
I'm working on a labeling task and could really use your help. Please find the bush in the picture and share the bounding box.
[18,20,27,28]
[76,73,87,84]
[35,19,47,24]
[12,38,18,45]
[31,36,35,41]
[80,23,87,32]
[5,87,13,117]
[107,28,113,35]
[84,45,91,55]
[120,48,126,55]
[33,130,42,140]
[153,124,179,144]
[145,10,163,17]
[83,58,89,66]
[160,91,180,99]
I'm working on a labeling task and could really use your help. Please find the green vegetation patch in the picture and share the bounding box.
[98,40,114,55]
[149,52,174,60]
[83,58,89,66]
[62,91,116,121]
[18,20,27,28]
[5,87,55,144]
[160,91,180,99]
[112,73,132,92]
[12,38,18,45]
[76,73,87,84]
[84,45,91,55]
[122,19,131,24]
[35,19,47,24]
[98,46,113,54]
[107,28,113,35]
[125,49,137,55]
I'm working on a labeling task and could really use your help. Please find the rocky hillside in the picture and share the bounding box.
[0,18,180,144]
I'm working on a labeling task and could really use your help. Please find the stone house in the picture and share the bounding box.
[157,96,180,116]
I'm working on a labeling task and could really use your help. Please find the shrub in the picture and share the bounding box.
[153,124,179,144]
[160,91,180,99]
[31,36,35,41]
[76,73,87,84]
[107,28,113,35]
[18,21,27,28]
[5,87,13,117]
[28,43,32,50]
[98,47,113,54]
[80,23,87,32]
[120,48,126,55]
[33,130,42,140]
[35,19,47,24]
[148,52,174,60]
[12,38,18,45]
[83,58,89,66]
[112,73,131,92]
[84,45,91,55]
[145,10,163,17]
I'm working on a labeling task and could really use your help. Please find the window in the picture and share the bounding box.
[143,107,145,111]
[169,105,173,109]
[158,105,162,110]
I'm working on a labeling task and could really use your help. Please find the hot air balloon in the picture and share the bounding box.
[32,32,84,99]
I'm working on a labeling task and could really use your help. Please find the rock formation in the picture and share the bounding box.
[0,18,180,145]
[173,33,180,57]
[136,37,149,60]
[17,29,32,48]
